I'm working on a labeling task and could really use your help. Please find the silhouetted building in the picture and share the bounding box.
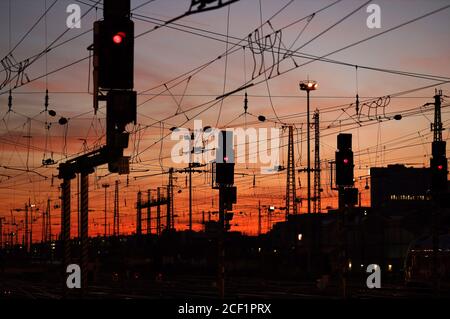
[370,164,432,214]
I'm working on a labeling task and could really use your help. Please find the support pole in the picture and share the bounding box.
[102,183,110,238]
[285,126,297,219]
[25,203,29,253]
[147,189,151,235]
[114,180,119,236]
[313,110,321,213]
[0,218,3,249]
[29,198,33,252]
[307,90,311,215]
[47,198,51,242]
[189,163,193,231]
[168,168,174,231]
[258,200,261,236]
[136,191,142,236]
[77,174,80,239]
[157,188,161,236]
[61,178,71,298]
[218,186,225,299]
[80,172,89,296]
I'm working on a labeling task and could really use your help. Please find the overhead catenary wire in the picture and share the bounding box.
[0,1,450,234]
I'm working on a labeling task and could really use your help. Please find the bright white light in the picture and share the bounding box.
[298,234,303,241]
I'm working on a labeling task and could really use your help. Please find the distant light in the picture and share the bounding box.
[224,156,229,162]
[361,264,364,268]
[269,206,275,211]
[437,165,443,170]
[299,80,318,91]
[273,249,277,253]
[298,234,303,241]
[388,264,393,272]
[343,158,349,164]
[258,247,261,252]
[348,261,352,270]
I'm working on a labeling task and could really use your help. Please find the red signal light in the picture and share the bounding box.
[437,164,443,170]
[112,32,126,44]
[343,158,349,164]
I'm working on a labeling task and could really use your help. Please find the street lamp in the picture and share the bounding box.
[299,80,318,215]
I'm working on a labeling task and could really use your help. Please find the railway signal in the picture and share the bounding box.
[335,134,354,187]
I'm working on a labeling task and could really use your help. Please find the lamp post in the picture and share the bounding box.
[299,80,318,214]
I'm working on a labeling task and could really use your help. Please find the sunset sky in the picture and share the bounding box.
[0,0,449,241]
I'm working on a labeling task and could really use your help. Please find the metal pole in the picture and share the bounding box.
[137,191,142,236]
[47,198,52,242]
[114,180,119,236]
[61,178,71,298]
[104,186,107,238]
[77,174,80,239]
[29,198,33,251]
[167,186,171,232]
[0,218,3,249]
[42,203,45,243]
[307,90,311,215]
[25,203,29,252]
[80,173,89,295]
[157,188,161,236]
[167,169,173,232]
[218,186,225,299]
[102,184,109,238]
[189,165,193,231]
[432,192,440,296]
[258,200,261,236]
[147,189,151,235]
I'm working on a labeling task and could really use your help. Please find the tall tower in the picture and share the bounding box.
[313,110,321,213]
[430,89,447,192]
[432,89,444,143]
[285,126,297,218]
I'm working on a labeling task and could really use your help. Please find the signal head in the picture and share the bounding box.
[113,32,126,44]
